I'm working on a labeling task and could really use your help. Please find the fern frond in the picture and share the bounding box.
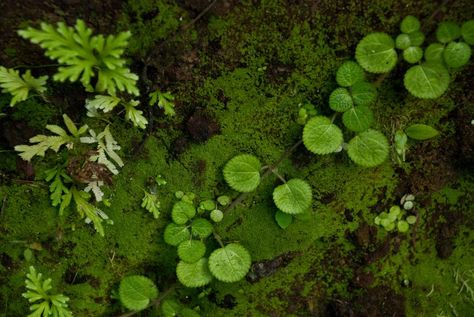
[124,100,148,129]
[45,166,72,208]
[14,114,87,161]
[18,20,139,96]
[0,66,48,106]
[85,95,121,116]
[141,191,161,218]
[149,90,176,116]
[70,187,105,236]
[80,125,124,174]
[22,266,73,317]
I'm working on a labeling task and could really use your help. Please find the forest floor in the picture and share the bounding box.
[0,0,473,316]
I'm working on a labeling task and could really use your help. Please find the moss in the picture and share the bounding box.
[117,0,184,56]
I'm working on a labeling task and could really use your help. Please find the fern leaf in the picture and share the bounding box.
[22,266,73,317]
[0,66,48,106]
[45,167,72,208]
[141,191,161,218]
[19,20,138,96]
[124,100,148,129]
[15,114,86,161]
[149,90,176,116]
[71,187,105,236]
[85,95,121,115]
[80,126,124,174]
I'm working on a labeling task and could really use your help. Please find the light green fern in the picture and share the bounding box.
[0,66,48,106]
[18,19,139,96]
[14,114,88,161]
[141,190,161,219]
[22,266,73,317]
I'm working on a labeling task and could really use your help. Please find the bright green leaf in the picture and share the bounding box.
[275,210,293,229]
[443,42,472,68]
[404,63,450,99]
[347,129,389,167]
[273,179,312,215]
[436,21,461,43]
[119,275,158,311]
[191,218,213,239]
[405,124,439,140]
[163,223,190,246]
[329,87,353,112]
[424,43,445,62]
[461,20,474,45]
[400,16,421,33]
[172,201,196,225]
[395,34,411,50]
[178,240,206,263]
[223,154,261,193]
[176,258,213,288]
[403,46,423,64]
[355,33,397,73]
[303,116,343,155]
[351,81,377,106]
[208,244,251,283]
[336,61,365,87]
[342,106,374,132]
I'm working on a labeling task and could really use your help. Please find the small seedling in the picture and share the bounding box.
[375,205,416,233]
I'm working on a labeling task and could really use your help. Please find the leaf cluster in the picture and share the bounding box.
[0,66,48,106]
[374,205,416,233]
[18,19,139,96]
[163,194,251,287]
[22,266,73,317]
[302,61,389,168]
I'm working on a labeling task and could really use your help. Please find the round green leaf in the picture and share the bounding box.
[406,215,417,225]
[119,275,158,311]
[397,220,409,233]
[403,46,423,64]
[443,42,472,68]
[400,16,421,33]
[342,106,374,132]
[275,210,293,229]
[164,223,190,246]
[404,63,450,99]
[336,61,365,87]
[161,299,181,317]
[351,81,377,106]
[181,308,201,317]
[176,258,213,288]
[395,34,411,50]
[436,22,461,43]
[191,218,213,239]
[303,116,344,155]
[200,200,215,211]
[355,32,397,73]
[178,240,206,263]
[408,31,425,46]
[223,154,261,192]
[405,124,439,140]
[424,43,445,62]
[329,87,353,112]
[208,244,251,283]
[172,201,196,225]
[217,195,230,206]
[462,20,474,45]
[347,129,389,167]
[210,209,224,223]
[273,179,312,215]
